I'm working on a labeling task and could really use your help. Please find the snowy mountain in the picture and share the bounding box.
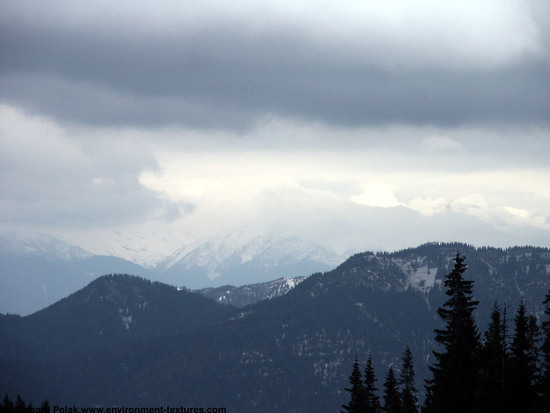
[195,241,550,315]
[197,276,306,307]
[0,231,93,261]
[0,228,344,314]
[0,231,152,315]
[87,228,198,268]
[3,243,549,412]
[156,228,345,288]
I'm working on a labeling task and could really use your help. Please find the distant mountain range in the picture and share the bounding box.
[0,231,154,315]
[1,242,549,412]
[155,227,343,288]
[0,229,342,315]
[196,276,306,307]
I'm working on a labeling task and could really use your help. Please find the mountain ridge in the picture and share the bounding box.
[2,242,548,412]
[156,230,345,288]
[0,232,154,316]
[196,276,306,307]
[0,229,346,314]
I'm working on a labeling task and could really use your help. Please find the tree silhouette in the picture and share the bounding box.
[399,346,418,413]
[364,355,381,412]
[382,365,401,413]
[424,254,480,413]
[14,395,25,413]
[341,357,367,413]
[3,394,14,413]
[473,303,509,413]
[540,290,550,413]
[508,302,539,412]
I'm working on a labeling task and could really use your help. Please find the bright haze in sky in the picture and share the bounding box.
[1,0,549,264]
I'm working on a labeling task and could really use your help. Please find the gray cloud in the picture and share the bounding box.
[245,185,550,255]
[0,1,548,257]
[1,1,548,130]
[0,108,193,229]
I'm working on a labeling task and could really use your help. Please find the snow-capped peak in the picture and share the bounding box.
[0,230,93,261]
[157,227,344,275]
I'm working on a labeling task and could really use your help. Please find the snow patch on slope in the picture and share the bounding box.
[394,258,438,293]
[407,264,438,293]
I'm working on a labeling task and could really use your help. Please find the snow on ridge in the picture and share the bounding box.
[267,276,306,298]
[2,225,345,274]
[158,228,346,274]
[94,229,197,268]
[0,230,93,261]
[285,277,302,289]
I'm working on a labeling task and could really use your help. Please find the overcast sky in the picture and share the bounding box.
[1,0,549,263]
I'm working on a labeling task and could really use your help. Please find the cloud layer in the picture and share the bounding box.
[1,1,549,260]
[2,0,549,130]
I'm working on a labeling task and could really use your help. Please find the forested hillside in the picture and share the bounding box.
[1,243,549,412]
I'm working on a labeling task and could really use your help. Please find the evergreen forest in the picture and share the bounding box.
[1,394,49,413]
[3,244,550,413]
[341,254,550,413]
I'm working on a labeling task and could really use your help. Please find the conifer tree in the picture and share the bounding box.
[509,302,539,412]
[399,346,418,413]
[14,395,25,413]
[473,303,508,413]
[364,355,381,413]
[3,394,14,413]
[41,399,51,413]
[382,366,401,413]
[423,254,480,413]
[540,290,550,413]
[527,315,541,384]
[342,358,367,413]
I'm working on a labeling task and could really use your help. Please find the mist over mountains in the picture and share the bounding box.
[0,229,342,315]
[1,241,549,412]
[156,228,344,289]
[0,231,154,316]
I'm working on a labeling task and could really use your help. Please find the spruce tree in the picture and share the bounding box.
[364,355,381,413]
[527,315,541,386]
[382,366,401,413]
[41,399,51,413]
[540,290,550,413]
[509,302,539,412]
[399,346,418,413]
[14,395,25,413]
[473,303,508,413]
[342,358,367,413]
[423,254,480,413]
[3,394,14,413]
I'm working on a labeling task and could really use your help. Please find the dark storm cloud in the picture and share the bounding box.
[1,3,548,130]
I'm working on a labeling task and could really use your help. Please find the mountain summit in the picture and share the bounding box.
[156,228,345,288]
[0,228,344,314]
[0,231,152,315]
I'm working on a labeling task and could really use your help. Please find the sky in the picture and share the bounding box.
[1,0,550,264]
